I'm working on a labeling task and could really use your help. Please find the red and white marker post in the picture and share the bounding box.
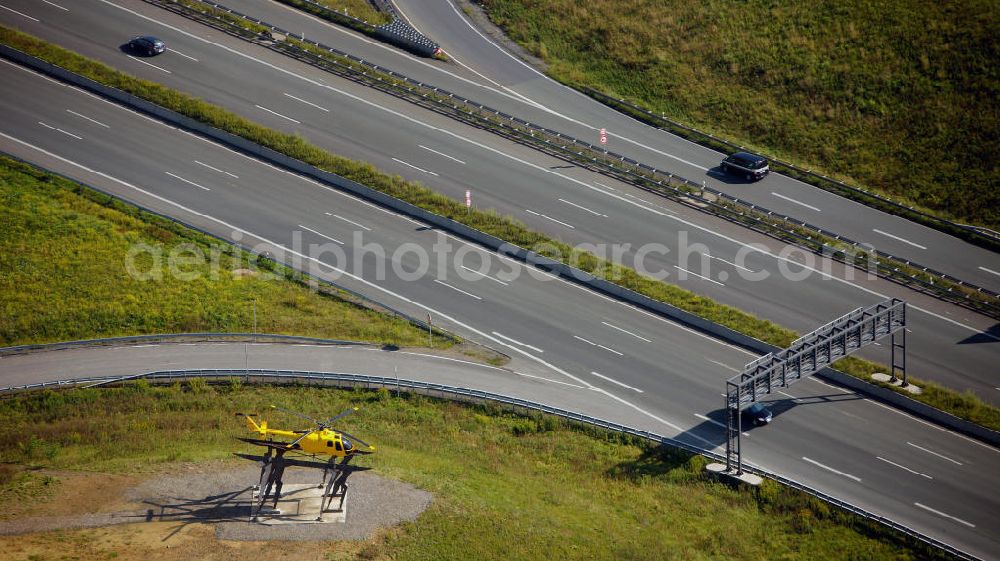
[600,127,607,145]
[465,189,471,213]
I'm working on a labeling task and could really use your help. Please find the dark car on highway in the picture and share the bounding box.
[128,36,166,56]
[721,151,769,181]
[742,402,773,425]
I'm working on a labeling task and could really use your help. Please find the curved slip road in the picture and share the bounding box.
[0,58,997,557]
[0,0,997,402]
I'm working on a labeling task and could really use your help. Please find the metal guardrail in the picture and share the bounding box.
[0,332,373,356]
[141,0,1000,319]
[0,369,978,560]
[583,88,1000,252]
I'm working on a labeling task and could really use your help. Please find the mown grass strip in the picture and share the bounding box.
[1,25,996,431]
[0,156,447,348]
[0,384,959,560]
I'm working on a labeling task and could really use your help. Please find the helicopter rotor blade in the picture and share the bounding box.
[318,407,359,429]
[287,428,316,448]
[337,429,373,451]
[270,404,320,426]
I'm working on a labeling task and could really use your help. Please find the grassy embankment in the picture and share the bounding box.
[0,384,957,560]
[481,0,1000,229]
[293,0,391,25]
[0,157,446,347]
[0,25,996,430]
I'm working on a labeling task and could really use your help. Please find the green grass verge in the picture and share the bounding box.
[1,25,996,431]
[0,384,958,560]
[480,0,1000,229]
[283,0,392,26]
[0,156,445,347]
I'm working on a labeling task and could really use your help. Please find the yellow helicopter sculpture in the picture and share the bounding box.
[235,405,375,521]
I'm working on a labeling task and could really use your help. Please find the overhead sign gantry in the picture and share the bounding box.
[725,298,907,474]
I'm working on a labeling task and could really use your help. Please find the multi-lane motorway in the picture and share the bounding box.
[0,0,996,402]
[0,0,998,557]
[250,0,1000,290]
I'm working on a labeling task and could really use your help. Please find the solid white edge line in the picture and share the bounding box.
[513,371,585,388]
[0,3,39,21]
[694,413,726,428]
[693,413,749,436]
[297,224,344,245]
[490,331,544,353]
[590,371,642,392]
[594,387,718,449]
[397,351,505,371]
[164,171,209,191]
[914,503,975,528]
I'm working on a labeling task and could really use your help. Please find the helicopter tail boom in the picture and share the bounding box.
[238,413,267,435]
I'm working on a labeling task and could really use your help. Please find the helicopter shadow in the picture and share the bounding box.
[133,488,253,528]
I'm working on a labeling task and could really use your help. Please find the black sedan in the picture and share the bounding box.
[742,402,773,425]
[128,36,166,56]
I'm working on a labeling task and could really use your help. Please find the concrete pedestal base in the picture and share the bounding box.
[706,462,763,486]
[254,483,348,525]
[871,373,922,394]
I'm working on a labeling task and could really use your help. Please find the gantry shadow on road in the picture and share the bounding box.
[674,392,865,450]
[957,322,1000,345]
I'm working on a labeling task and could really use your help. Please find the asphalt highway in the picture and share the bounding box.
[0,0,997,403]
[237,0,1000,290]
[0,56,997,558]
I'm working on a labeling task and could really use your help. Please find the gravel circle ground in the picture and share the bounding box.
[0,465,432,542]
